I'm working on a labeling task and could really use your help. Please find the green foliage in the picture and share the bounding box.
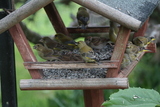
[47,90,84,107]
[102,87,160,107]
[129,53,160,90]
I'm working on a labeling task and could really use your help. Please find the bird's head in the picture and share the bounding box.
[77,41,86,48]
[85,36,92,45]
[33,44,44,51]
[126,41,133,48]
[39,37,52,43]
[78,7,87,11]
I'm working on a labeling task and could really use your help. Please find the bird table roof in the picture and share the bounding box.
[100,0,159,22]
[72,0,159,30]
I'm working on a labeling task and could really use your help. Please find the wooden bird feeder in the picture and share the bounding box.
[0,0,158,106]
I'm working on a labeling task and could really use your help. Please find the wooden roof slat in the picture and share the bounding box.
[0,0,54,34]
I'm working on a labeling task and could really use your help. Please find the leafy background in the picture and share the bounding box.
[0,0,160,107]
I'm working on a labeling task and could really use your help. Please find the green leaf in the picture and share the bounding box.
[102,87,160,107]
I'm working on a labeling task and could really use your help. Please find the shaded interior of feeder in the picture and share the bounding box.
[41,44,114,79]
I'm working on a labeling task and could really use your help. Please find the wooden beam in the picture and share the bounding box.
[107,26,131,77]
[9,24,42,79]
[23,60,118,69]
[117,52,145,78]
[0,0,54,34]
[20,78,129,90]
[146,42,156,53]
[133,19,149,37]
[83,90,104,107]
[67,26,110,33]
[44,2,69,36]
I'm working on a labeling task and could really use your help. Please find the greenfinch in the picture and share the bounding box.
[39,37,67,50]
[133,36,155,47]
[85,36,109,50]
[121,54,131,69]
[127,53,138,62]
[109,21,119,43]
[77,41,96,63]
[54,33,77,50]
[77,7,89,29]
[33,44,60,61]
[126,41,151,54]
[125,41,142,54]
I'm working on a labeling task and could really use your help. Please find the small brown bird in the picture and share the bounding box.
[39,37,66,50]
[109,21,119,43]
[33,44,60,61]
[85,36,109,50]
[77,7,90,29]
[77,41,96,63]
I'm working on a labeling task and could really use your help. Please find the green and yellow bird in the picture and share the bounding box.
[121,53,132,69]
[77,41,96,63]
[54,33,78,50]
[133,36,155,47]
[109,21,119,43]
[77,7,90,29]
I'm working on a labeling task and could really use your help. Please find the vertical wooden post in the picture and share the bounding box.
[107,26,131,77]
[44,2,69,36]
[9,24,42,79]
[83,90,104,107]
[133,19,149,37]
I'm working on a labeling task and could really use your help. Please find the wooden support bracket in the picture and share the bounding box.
[107,26,131,77]
[9,24,42,79]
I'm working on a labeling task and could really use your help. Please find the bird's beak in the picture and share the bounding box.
[39,39,43,42]
[33,46,37,49]
[75,42,79,45]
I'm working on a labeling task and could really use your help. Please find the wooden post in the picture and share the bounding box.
[133,19,149,37]
[83,90,104,107]
[9,24,42,79]
[44,2,69,36]
[107,26,131,77]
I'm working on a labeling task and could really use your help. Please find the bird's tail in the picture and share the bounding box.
[81,24,86,29]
